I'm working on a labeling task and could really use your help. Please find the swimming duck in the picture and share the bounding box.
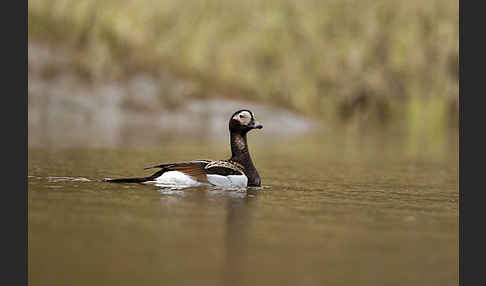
[105,109,263,188]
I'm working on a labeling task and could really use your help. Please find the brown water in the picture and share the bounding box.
[28,130,458,286]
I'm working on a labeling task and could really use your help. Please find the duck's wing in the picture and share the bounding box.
[147,159,245,176]
[143,160,213,182]
[143,160,213,171]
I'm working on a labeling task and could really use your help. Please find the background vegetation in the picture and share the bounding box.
[28,0,458,131]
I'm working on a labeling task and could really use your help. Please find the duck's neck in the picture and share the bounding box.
[230,132,260,186]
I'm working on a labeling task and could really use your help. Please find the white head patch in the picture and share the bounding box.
[233,110,252,125]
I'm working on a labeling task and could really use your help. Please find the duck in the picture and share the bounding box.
[105,109,263,188]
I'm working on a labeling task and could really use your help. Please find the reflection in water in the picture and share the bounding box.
[155,185,257,286]
[223,189,257,286]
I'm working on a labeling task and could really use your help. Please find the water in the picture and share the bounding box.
[28,131,458,286]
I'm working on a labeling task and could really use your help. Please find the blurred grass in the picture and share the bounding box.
[28,0,458,129]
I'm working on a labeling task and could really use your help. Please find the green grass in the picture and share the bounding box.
[28,0,458,130]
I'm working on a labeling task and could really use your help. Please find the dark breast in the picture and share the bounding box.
[246,169,261,187]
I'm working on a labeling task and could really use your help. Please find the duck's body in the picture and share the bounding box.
[105,110,262,188]
[141,160,248,188]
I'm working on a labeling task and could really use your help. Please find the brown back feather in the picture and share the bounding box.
[166,164,210,183]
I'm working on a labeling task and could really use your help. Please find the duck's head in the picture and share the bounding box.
[229,109,263,134]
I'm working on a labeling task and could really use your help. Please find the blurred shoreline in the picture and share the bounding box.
[28,38,457,151]
[28,41,320,148]
[28,0,458,149]
[28,0,458,129]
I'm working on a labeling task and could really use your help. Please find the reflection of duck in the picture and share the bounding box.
[105,110,263,187]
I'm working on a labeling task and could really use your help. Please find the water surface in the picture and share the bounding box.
[28,131,458,286]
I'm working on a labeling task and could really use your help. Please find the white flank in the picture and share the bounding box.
[146,171,248,188]
[149,171,208,187]
[207,174,248,188]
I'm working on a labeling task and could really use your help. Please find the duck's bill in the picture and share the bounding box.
[249,120,263,129]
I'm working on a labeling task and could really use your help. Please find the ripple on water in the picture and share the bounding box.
[46,177,92,182]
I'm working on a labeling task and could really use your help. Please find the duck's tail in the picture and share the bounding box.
[104,170,165,183]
